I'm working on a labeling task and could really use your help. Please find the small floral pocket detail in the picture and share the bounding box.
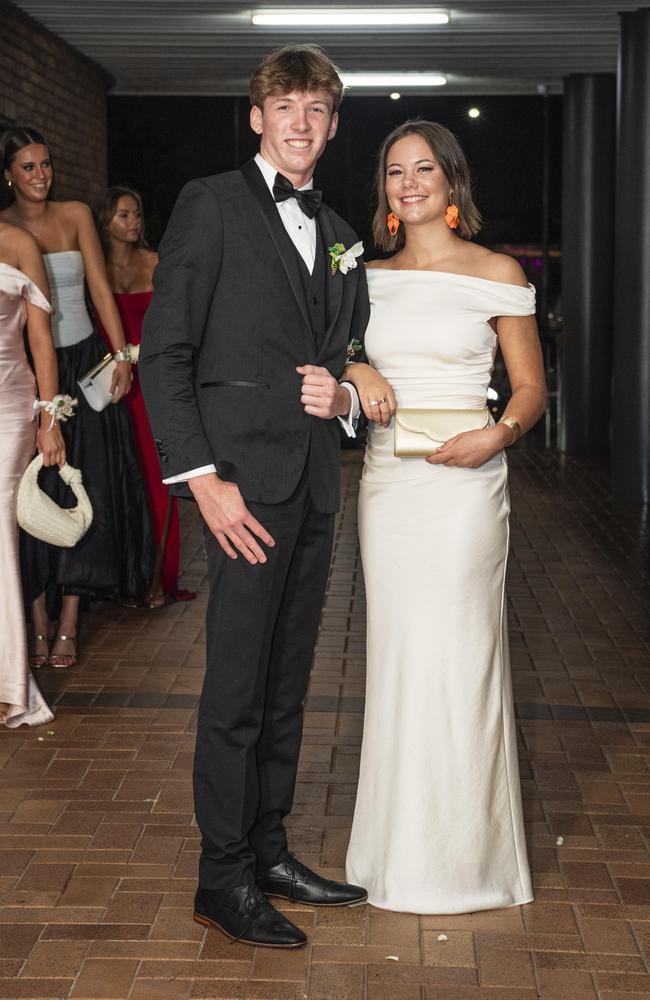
[328,241,364,276]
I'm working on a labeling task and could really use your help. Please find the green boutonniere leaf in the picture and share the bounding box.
[328,243,346,274]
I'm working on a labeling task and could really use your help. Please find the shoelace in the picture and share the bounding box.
[229,881,267,944]
[283,854,312,901]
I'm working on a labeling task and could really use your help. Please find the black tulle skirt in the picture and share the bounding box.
[20,330,154,613]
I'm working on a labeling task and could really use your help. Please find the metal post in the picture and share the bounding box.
[559,74,616,454]
[611,9,650,502]
[540,91,550,345]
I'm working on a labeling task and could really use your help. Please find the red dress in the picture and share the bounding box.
[109,291,185,598]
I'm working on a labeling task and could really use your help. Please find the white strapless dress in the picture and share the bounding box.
[345,270,536,914]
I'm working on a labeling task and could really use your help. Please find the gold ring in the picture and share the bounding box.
[377,396,388,404]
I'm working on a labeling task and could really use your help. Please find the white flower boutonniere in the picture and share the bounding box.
[328,241,364,276]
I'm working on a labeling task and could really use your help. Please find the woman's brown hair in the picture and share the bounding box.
[372,120,481,251]
[95,186,148,259]
[249,44,344,112]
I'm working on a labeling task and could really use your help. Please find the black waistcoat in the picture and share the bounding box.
[286,218,336,510]
[294,222,327,351]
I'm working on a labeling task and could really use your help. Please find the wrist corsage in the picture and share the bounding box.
[34,394,78,430]
[328,241,364,276]
[113,343,139,364]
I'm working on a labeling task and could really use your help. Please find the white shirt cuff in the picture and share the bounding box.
[337,382,360,438]
[163,463,217,485]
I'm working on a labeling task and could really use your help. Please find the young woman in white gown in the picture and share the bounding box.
[344,121,546,915]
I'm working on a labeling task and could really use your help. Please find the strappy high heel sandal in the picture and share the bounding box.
[48,633,77,669]
[144,591,167,609]
[29,632,50,669]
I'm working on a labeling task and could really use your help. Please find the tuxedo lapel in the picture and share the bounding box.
[240,160,313,341]
[318,207,345,357]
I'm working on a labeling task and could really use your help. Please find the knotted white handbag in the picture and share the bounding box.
[394,407,491,457]
[17,454,93,547]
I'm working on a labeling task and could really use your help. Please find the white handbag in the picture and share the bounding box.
[394,407,491,457]
[17,454,93,547]
[77,352,116,412]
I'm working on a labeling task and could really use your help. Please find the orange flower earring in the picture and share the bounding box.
[387,212,401,236]
[445,192,459,230]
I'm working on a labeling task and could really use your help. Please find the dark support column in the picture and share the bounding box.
[611,8,650,503]
[559,74,616,454]
[540,91,550,346]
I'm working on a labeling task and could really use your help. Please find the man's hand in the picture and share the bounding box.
[296,365,350,419]
[189,474,275,564]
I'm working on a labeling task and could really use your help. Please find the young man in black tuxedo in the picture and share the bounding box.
[140,46,369,948]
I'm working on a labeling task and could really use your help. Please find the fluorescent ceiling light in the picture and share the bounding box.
[252,8,449,27]
[342,73,447,88]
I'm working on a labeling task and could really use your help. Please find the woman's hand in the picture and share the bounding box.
[344,363,396,426]
[110,359,132,402]
[426,424,511,469]
[37,423,66,468]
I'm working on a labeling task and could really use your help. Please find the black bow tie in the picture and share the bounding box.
[273,172,322,219]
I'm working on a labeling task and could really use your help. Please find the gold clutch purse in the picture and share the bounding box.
[394,407,490,457]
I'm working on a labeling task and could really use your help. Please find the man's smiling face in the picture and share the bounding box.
[250,90,338,187]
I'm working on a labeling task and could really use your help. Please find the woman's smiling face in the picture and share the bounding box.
[384,133,451,228]
[5,143,53,203]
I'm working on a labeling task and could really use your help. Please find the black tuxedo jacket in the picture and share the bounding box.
[139,159,369,513]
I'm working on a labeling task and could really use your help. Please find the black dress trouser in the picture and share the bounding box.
[194,472,335,891]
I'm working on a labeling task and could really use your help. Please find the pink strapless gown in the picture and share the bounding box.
[0,264,54,728]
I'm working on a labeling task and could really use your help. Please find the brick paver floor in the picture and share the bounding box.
[1,448,649,999]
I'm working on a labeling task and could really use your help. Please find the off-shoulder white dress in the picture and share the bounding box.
[346,270,535,914]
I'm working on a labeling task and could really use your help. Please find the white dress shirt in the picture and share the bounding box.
[254,153,317,272]
[163,152,360,485]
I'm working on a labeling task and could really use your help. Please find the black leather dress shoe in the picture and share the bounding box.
[257,853,368,907]
[193,882,307,948]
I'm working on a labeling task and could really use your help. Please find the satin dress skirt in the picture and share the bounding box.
[20,329,154,613]
[107,292,184,597]
[0,319,53,727]
[346,391,532,914]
